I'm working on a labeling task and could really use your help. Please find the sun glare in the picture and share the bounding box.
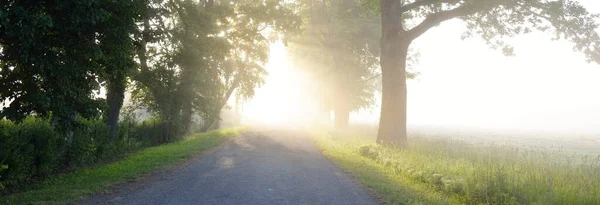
[240,41,319,126]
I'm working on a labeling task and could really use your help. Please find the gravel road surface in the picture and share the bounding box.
[81,128,379,205]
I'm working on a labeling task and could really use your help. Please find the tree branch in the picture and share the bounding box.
[205,0,214,8]
[406,1,504,40]
[170,0,189,31]
[397,0,439,14]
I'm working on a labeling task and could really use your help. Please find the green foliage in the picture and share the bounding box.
[458,0,600,61]
[373,0,600,144]
[373,0,600,58]
[290,0,381,114]
[132,0,300,131]
[0,0,140,129]
[98,0,142,141]
[202,0,302,127]
[130,117,185,145]
[220,0,301,101]
[0,116,176,193]
[69,118,110,167]
[0,118,63,191]
[0,164,6,190]
[290,0,420,117]
[0,0,294,196]
[313,129,456,205]
[0,127,245,205]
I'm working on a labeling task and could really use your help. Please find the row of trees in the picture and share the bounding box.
[291,0,600,147]
[290,0,421,129]
[290,0,382,129]
[1,0,600,150]
[0,0,301,143]
[0,0,302,189]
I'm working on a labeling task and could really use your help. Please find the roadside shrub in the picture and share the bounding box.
[0,118,63,191]
[21,118,64,178]
[69,118,108,167]
[113,120,142,153]
[0,164,7,189]
[0,115,189,192]
[0,120,20,190]
[132,117,183,146]
[70,118,156,167]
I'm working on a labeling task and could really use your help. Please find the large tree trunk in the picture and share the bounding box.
[180,54,195,134]
[334,106,350,129]
[201,77,240,132]
[181,101,193,134]
[377,0,410,147]
[200,116,215,132]
[199,109,221,132]
[106,81,125,141]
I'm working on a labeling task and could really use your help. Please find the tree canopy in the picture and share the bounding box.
[289,0,381,128]
[129,0,300,138]
[374,0,600,146]
[0,0,300,142]
[1,0,599,146]
[0,0,141,133]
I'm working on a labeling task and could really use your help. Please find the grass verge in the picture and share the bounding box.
[0,127,247,205]
[312,128,600,205]
[313,131,458,205]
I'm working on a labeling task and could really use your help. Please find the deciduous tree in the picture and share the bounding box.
[0,0,140,144]
[373,0,600,146]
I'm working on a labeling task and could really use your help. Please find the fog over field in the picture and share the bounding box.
[237,0,600,153]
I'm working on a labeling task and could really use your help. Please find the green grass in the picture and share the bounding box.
[312,127,600,205]
[0,127,247,205]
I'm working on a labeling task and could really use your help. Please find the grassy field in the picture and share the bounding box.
[313,127,600,205]
[0,127,246,205]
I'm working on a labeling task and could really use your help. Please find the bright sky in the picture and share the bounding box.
[404,0,600,132]
[243,0,600,133]
[241,41,320,126]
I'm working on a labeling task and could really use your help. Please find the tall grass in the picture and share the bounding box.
[317,127,600,205]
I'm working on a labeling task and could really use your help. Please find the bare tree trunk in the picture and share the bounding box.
[201,77,240,132]
[181,102,193,134]
[334,106,350,129]
[180,56,196,134]
[200,117,215,132]
[377,0,410,147]
[106,82,125,141]
[199,109,222,132]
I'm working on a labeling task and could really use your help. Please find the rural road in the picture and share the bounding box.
[82,128,379,205]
